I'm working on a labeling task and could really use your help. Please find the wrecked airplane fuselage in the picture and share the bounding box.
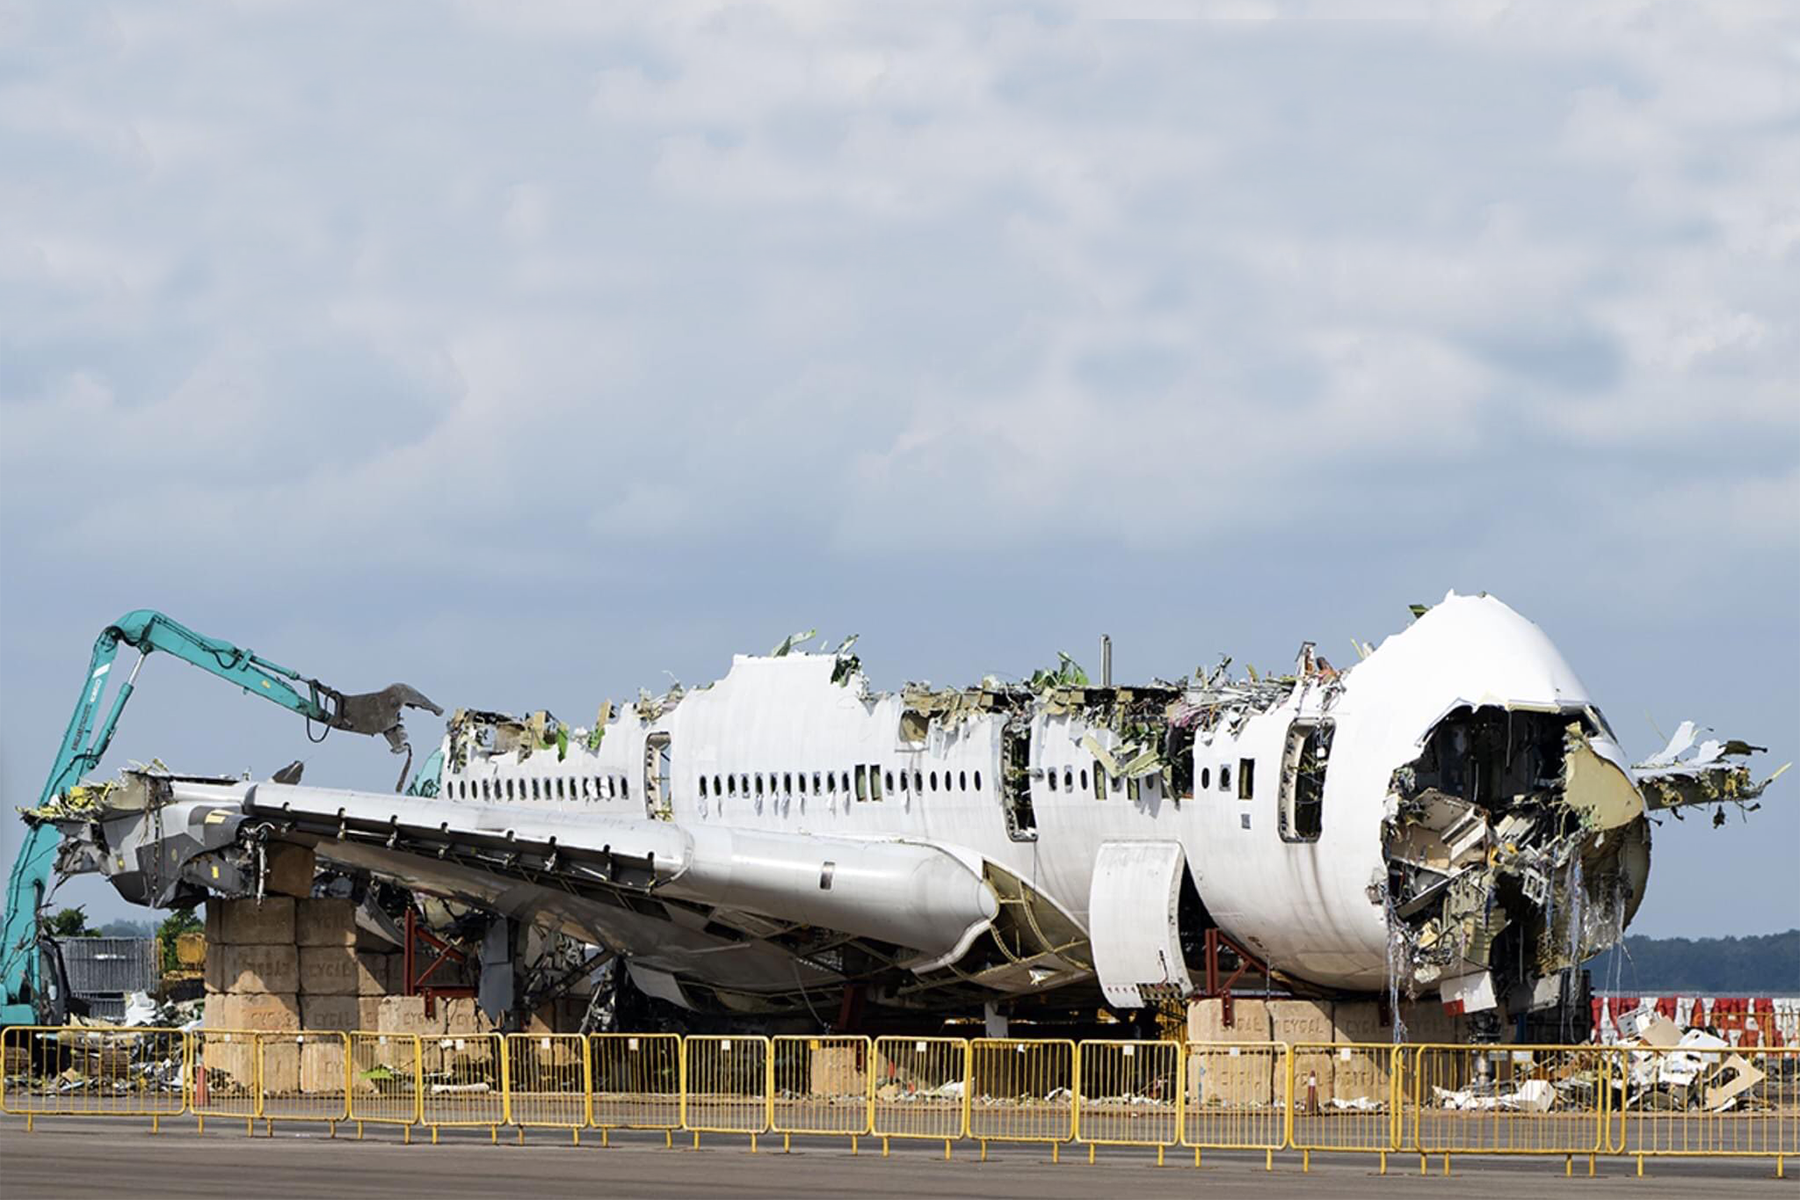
[34,592,1783,1028]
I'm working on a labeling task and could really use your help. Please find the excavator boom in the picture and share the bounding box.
[0,609,438,1025]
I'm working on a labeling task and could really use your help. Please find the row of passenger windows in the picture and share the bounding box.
[447,775,627,802]
[1042,762,1165,800]
[698,766,983,803]
[443,757,1253,806]
[1196,758,1255,799]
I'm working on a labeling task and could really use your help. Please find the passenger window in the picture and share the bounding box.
[784,772,793,794]
[813,771,823,794]
[855,765,869,802]
[1238,758,1255,799]
[1064,767,1073,792]
[826,772,836,794]
[973,770,981,791]
[959,770,968,791]
[913,770,923,792]
[871,768,883,801]
[1079,768,1089,792]
[797,772,808,795]
[899,771,909,792]
[1048,769,1058,792]
[884,770,894,794]
[699,776,708,798]
[841,771,851,794]
[1219,765,1231,793]
[505,779,515,800]
[929,771,938,792]
[755,774,764,797]
[1201,767,1210,790]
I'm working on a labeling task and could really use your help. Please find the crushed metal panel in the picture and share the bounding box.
[1562,723,1644,830]
[1087,840,1193,1009]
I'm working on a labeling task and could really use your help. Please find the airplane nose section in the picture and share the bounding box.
[1367,593,1653,1020]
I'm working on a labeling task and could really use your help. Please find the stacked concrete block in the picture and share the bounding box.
[295,898,398,1035]
[203,898,301,1094]
[376,994,487,1037]
[808,1044,865,1097]
[1184,994,1479,1111]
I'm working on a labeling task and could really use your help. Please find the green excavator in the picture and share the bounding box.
[0,609,439,1026]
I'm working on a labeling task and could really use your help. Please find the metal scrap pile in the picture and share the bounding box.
[1613,1010,1773,1114]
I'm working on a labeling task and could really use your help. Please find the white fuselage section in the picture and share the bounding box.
[427,594,1626,994]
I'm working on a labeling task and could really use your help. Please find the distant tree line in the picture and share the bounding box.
[1586,930,1800,994]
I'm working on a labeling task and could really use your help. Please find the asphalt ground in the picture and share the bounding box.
[2,1119,1794,1199]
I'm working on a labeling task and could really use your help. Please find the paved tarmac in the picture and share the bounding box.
[1,1118,1792,1198]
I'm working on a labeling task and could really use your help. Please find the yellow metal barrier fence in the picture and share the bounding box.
[1611,1043,1798,1176]
[1288,1041,1401,1172]
[504,1032,589,1143]
[0,1025,186,1131]
[349,1031,422,1140]
[681,1035,770,1149]
[256,1031,350,1134]
[191,1029,262,1134]
[969,1038,1075,1159]
[1410,1043,1612,1175]
[588,1033,682,1144]
[1182,1040,1289,1168]
[1075,1039,1182,1163]
[419,1033,506,1142]
[770,1035,872,1151]
[871,1036,968,1157]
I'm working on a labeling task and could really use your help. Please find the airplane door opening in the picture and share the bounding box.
[645,733,672,821]
[1001,725,1038,841]
[1278,719,1332,842]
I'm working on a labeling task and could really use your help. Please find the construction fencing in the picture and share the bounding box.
[3,1027,1794,1174]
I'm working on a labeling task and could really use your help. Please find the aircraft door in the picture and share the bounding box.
[644,733,672,821]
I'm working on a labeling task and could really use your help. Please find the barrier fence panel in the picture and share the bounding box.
[871,1036,968,1154]
[1612,1044,1799,1173]
[191,1029,262,1133]
[1075,1039,1182,1162]
[589,1033,682,1142]
[770,1035,872,1149]
[349,1032,422,1138]
[1181,1041,1289,1166]
[969,1038,1076,1158]
[0,1025,186,1130]
[419,1033,506,1142]
[682,1035,770,1148]
[256,1031,350,1133]
[1410,1043,1611,1171]
[1288,1042,1401,1170]
[504,1033,589,1142]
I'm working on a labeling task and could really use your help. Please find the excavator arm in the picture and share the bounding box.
[1,609,439,1025]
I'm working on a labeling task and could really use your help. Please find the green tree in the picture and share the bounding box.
[156,906,203,975]
[42,906,97,937]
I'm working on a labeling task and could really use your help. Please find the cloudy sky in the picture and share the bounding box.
[2,3,1795,950]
